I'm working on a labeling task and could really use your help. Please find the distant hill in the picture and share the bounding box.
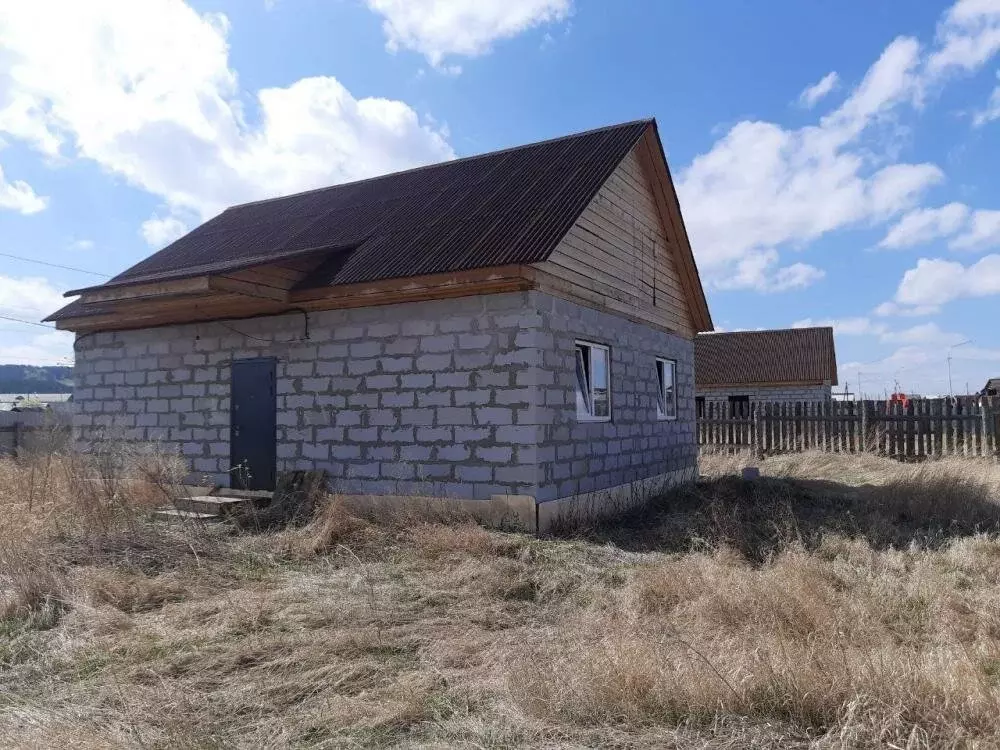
[0,365,74,394]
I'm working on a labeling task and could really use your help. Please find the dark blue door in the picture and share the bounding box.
[230,358,277,491]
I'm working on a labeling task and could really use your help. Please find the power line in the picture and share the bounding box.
[0,251,111,278]
[0,314,58,330]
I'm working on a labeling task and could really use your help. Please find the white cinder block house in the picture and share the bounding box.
[47,120,714,512]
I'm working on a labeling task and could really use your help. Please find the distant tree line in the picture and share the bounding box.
[0,365,73,394]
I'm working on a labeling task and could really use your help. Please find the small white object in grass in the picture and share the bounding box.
[742,467,761,480]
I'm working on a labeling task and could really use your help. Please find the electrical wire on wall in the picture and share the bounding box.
[210,308,310,344]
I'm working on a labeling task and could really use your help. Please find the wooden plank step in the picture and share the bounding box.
[215,489,273,500]
[179,484,218,497]
[151,508,221,522]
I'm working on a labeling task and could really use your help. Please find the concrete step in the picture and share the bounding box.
[172,495,254,516]
[219,489,274,500]
[151,507,221,523]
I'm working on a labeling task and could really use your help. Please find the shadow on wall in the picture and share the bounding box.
[560,473,1000,562]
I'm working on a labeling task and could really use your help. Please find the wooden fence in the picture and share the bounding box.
[0,410,72,455]
[698,397,999,459]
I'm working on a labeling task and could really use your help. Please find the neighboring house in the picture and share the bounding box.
[982,378,1000,397]
[695,327,837,409]
[47,119,713,513]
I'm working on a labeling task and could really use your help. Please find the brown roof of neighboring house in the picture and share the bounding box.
[983,378,1000,395]
[65,120,650,294]
[695,327,838,388]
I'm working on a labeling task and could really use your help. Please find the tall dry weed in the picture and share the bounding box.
[504,538,1000,746]
[2,447,1000,747]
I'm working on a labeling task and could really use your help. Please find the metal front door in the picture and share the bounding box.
[230,358,277,491]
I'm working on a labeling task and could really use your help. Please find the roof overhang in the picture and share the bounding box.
[49,265,536,333]
[63,243,353,298]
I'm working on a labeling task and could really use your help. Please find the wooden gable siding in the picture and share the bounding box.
[533,144,696,338]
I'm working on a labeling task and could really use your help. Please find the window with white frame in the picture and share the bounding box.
[656,358,677,420]
[575,341,610,421]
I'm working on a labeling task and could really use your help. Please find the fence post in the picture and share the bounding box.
[978,399,987,458]
[905,400,915,458]
[860,400,867,454]
[752,402,761,455]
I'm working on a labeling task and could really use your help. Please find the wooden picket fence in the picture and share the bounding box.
[698,397,1000,459]
[0,410,72,455]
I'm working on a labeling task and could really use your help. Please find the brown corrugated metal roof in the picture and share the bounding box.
[63,120,651,297]
[696,327,838,387]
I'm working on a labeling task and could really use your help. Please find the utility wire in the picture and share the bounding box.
[0,313,58,330]
[0,251,111,278]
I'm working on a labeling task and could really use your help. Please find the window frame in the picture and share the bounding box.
[575,340,612,423]
[655,357,678,421]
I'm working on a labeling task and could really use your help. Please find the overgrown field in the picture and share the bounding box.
[2,450,1000,748]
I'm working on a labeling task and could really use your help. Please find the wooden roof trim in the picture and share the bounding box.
[64,245,340,297]
[636,124,713,333]
[54,265,534,333]
[80,275,212,304]
[208,276,291,303]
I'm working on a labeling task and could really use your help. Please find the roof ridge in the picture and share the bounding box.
[228,118,655,211]
[698,326,834,336]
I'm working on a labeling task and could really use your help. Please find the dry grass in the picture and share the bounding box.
[1,449,1000,748]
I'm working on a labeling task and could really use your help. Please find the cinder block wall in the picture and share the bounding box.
[530,294,697,502]
[697,384,832,402]
[72,290,698,502]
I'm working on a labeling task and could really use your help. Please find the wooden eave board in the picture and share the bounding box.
[55,266,535,333]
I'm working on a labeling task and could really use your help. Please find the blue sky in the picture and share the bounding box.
[0,0,998,397]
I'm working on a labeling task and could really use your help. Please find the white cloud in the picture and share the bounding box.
[891,321,967,346]
[840,339,1000,397]
[877,204,1000,252]
[949,209,1000,250]
[70,239,95,251]
[0,1,455,224]
[0,275,73,364]
[925,0,1000,78]
[678,0,1000,294]
[676,36,945,292]
[895,254,1000,306]
[0,164,46,214]
[712,249,825,293]
[0,329,73,366]
[141,215,189,248]
[799,72,840,108]
[817,315,985,395]
[973,72,1000,124]
[925,2,1000,126]
[793,316,889,336]
[791,316,963,347]
[364,0,572,68]
[823,37,923,136]
[878,202,971,248]
[866,163,946,213]
[0,274,67,322]
[766,262,826,292]
[873,300,940,317]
